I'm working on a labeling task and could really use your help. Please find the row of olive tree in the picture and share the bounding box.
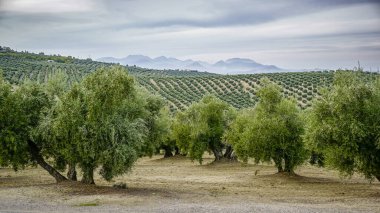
[1,67,379,183]
[171,71,379,181]
[170,78,306,173]
[0,66,169,184]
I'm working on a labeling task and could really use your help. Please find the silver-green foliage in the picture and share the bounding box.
[0,75,31,169]
[45,66,152,183]
[304,71,380,181]
[172,95,236,163]
[0,73,68,182]
[138,88,171,157]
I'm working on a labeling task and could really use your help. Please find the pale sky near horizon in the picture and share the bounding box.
[0,0,379,70]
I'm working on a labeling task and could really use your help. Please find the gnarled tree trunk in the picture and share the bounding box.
[81,166,95,184]
[274,149,284,173]
[67,163,77,181]
[174,146,180,155]
[276,164,283,173]
[284,155,294,174]
[27,140,67,183]
[212,148,224,161]
[163,145,173,158]
[273,157,283,173]
[223,145,237,161]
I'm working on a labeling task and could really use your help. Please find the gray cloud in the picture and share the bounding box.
[0,0,379,70]
[99,0,380,29]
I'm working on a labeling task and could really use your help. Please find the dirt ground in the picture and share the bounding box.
[0,155,379,212]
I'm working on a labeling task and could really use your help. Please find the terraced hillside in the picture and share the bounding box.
[1,49,378,111]
[0,54,103,84]
[127,66,218,78]
[137,72,335,110]
[0,51,216,84]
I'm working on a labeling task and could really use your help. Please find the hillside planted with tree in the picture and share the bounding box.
[5,48,380,111]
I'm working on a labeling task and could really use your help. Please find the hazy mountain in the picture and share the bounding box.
[212,58,282,74]
[185,61,205,70]
[97,55,283,74]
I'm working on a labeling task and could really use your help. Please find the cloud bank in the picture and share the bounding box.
[0,0,379,70]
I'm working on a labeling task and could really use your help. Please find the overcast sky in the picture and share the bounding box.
[0,0,379,70]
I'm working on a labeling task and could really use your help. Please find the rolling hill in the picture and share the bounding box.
[1,47,378,111]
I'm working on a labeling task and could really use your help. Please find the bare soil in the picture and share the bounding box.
[0,155,379,212]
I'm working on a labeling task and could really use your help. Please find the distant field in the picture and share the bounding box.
[137,72,334,110]
[1,52,378,110]
[0,52,217,84]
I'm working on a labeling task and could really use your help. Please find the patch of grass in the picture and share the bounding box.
[75,202,99,207]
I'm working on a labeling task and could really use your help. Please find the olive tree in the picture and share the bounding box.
[172,95,236,163]
[157,111,178,158]
[138,89,171,157]
[223,108,255,163]
[226,78,307,173]
[47,66,149,184]
[37,83,85,181]
[304,71,380,181]
[0,75,67,182]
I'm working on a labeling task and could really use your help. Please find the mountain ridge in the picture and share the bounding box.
[97,55,283,74]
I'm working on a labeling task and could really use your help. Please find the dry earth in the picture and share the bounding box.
[0,155,379,212]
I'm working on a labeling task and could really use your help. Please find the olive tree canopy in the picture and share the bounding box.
[304,71,380,181]
[172,95,236,163]
[226,78,307,174]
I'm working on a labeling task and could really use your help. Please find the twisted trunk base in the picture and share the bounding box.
[67,163,77,181]
[163,145,173,158]
[223,145,237,161]
[174,146,180,155]
[27,140,67,183]
[284,155,294,174]
[81,167,95,184]
[212,149,224,161]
